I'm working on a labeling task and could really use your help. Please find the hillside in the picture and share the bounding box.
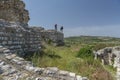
[65,36,120,44]
[65,36,120,50]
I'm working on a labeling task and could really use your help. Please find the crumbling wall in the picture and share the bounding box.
[40,30,64,45]
[94,46,120,80]
[0,0,64,54]
[0,0,29,24]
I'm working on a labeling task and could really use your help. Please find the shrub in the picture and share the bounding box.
[76,46,94,58]
[48,39,52,44]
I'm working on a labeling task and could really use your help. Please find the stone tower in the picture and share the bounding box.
[0,0,30,26]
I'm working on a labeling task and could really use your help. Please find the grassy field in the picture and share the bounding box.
[26,36,120,80]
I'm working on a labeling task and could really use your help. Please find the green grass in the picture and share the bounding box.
[25,36,120,80]
[0,75,3,80]
[27,44,114,80]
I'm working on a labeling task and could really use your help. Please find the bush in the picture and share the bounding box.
[48,39,52,44]
[76,46,94,58]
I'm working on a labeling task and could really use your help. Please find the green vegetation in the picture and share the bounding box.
[25,36,120,80]
[0,75,3,80]
[76,46,93,58]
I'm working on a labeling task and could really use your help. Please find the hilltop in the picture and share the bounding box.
[65,35,120,43]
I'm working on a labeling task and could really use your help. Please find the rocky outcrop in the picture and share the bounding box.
[94,46,120,80]
[0,0,29,26]
[94,46,120,66]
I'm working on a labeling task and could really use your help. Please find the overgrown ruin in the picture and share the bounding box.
[0,0,89,80]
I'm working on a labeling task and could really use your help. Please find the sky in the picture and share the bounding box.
[24,0,120,37]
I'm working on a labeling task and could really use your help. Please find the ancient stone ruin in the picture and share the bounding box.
[0,0,29,26]
[0,0,64,55]
[0,0,88,80]
[0,46,88,80]
[94,46,120,80]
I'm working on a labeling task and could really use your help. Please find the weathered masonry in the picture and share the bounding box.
[0,20,41,54]
[0,19,64,54]
[0,0,64,54]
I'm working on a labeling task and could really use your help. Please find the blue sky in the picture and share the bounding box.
[24,0,120,37]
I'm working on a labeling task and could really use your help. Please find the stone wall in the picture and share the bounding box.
[0,19,41,54]
[41,29,64,45]
[28,27,64,45]
[0,0,64,54]
[0,0,29,25]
